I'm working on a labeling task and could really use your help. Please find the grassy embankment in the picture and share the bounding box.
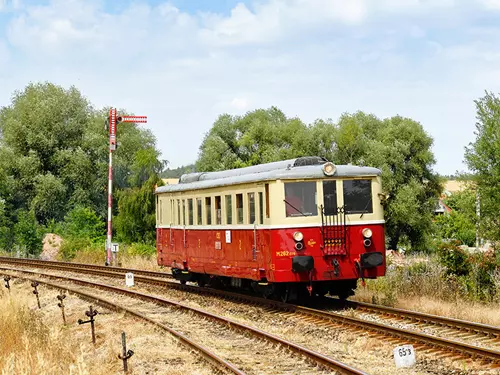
[356,252,500,326]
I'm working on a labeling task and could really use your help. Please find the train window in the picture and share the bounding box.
[156,196,159,222]
[236,194,244,224]
[177,199,181,225]
[323,181,338,215]
[182,200,186,226]
[215,196,222,225]
[343,179,373,214]
[171,199,175,224]
[265,184,270,218]
[248,193,255,224]
[188,199,194,225]
[196,198,202,225]
[159,198,163,223]
[284,182,318,217]
[205,197,212,225]
[258,192,264,224]
[225,195,232,224]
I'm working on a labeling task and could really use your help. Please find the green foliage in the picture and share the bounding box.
[435,212,476,247]
[62,206,105,243]
[0,82,163,252]
[13,210,43,257]
[465,91,500,243]
[124,243,157,257]
[0,199,12,250]
[59,237,94,261]
[196,108,440,251]
[114,176,163,245]
[161,164,195,178]
[437,240,471,276]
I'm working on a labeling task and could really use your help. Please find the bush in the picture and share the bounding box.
[13,210,43,257]
[59,237,93,261]
[437,240,470,276]
[62,206,105,243]
[124,243,157,257]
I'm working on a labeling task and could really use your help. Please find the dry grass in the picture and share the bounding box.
[0,289,85,374]
[0,278,214,375]
[355,253,500,326]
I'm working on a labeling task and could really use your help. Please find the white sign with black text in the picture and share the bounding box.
[393,344,416,368]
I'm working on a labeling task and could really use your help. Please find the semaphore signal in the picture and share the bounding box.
[106,108,148,266]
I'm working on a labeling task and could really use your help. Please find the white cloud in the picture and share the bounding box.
[230,97,249,111]
[0,0,500,174]
[480,0,500,9]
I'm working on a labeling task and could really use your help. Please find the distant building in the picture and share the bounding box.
[162,178,179,185]
[435,180,471,215]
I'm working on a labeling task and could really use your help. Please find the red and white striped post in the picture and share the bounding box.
[106,108,147,266]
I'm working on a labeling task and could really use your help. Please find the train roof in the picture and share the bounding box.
[155,157,381,194]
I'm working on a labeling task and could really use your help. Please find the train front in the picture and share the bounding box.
[266,162,386,301]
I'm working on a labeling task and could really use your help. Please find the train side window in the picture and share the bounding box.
[323,181,338,215]
[215,196,222,225]
[188,199,194,225]
[236,193,244,224]
[225,195,232,224]
[265,184,270,218]
[258,192,264,224]
[248,192,255,224]
[171,199,174,224]
[182,200,186,226]
[205,197,212,225]
[343,179,373,214]
[196,198,202,225]
[156,196,159,222]
[284,182,318,217]
[178,200,181,225]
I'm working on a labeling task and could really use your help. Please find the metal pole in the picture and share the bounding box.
[106,108,116,266]
[107,148,113,266]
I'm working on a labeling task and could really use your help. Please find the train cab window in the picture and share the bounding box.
[215,196,222,224]
[258,192,264,224]
[343,179,373,214]
[284,182,318,217]
[205,197,212,225]
[196,198,202,225]
[188,199,194,225]
[323,181,338,215]
[177,199,181,225]
[182,200,186,225]
[248,193,256,224]
[236,194,244,224]
[225,195,232,224]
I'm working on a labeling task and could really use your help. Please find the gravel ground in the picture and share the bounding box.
[3,266,499,375]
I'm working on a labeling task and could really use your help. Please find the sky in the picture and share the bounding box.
[1,0,500,175]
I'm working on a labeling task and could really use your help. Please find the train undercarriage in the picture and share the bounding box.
[171,268,358,303]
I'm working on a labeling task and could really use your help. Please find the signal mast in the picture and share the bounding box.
[106,108,147,265]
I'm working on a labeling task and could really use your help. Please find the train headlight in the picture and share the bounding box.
[362,228,372,238]
[293,231,304,242]
[322,162,336,176]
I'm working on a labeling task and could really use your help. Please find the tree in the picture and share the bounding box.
[0,82,164,250]
[196,107,312,171]
[465,91,500,243]
[13,209,43,257]
[63,206,105,243]
[114,176,164,245]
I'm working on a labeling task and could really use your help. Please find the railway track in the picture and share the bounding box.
[0,267,368,375]
[2,257,500,371]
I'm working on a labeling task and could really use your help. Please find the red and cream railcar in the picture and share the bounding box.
[155,157,386,301]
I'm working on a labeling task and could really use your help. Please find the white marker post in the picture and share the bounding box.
[125,273,134,287]
[394,344,416,368]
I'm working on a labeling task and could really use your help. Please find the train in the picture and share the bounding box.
[155,156,386,302]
